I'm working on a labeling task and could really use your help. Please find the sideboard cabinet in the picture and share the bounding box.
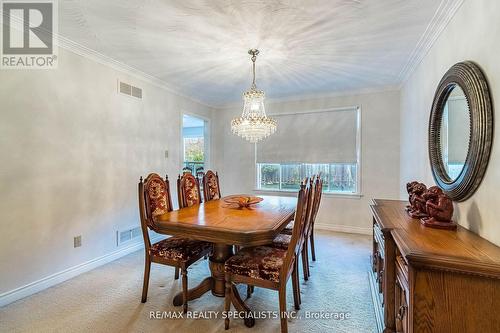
[369,199,500,333]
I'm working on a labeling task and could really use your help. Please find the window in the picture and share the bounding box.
[256,107,360,194]
[182,114,209,173]
[184,137,204,163]
[257,163,358,193]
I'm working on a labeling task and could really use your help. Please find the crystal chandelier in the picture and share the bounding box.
[231,49,277,143]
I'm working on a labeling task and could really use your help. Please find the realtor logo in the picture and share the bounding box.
[1,0,58,69]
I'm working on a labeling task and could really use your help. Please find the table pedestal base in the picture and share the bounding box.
[172,243,255,327]
[172,277,213,306]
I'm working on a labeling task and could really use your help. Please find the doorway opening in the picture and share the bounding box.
[182,114,209,176]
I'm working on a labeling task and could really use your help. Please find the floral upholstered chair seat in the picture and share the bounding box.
[272,233,292,250]
[224,246,287,283]
[150,237,212,262]
[281,221,294,235]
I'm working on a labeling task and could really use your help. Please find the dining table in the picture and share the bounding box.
[153,194,297,327]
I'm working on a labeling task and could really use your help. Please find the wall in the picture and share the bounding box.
[214,89,401,234]
[400,0,500,246]
[0,47,213,300]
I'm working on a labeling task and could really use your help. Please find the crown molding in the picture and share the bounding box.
[5,12,214,108]
[55,35,216,109]
[398,0,465,84]
[214,85,400,110]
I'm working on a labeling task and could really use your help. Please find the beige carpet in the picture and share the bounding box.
[0,231,376,333]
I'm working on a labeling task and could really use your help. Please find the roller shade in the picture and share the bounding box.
[256,108,359,164]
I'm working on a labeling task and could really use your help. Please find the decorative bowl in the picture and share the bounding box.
[223,195,263,209]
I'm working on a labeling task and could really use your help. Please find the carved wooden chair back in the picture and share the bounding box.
[138,173,173,249]
[202,170,221,201]
[281,178,313,279]
[195,166,205,178]
[300,176,315,236]
[177,173,202,208]
[310,175,323,230]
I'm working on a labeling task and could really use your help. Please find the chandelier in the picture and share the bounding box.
[231,49,277,143]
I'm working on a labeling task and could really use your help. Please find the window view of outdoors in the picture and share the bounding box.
[182,115,206,173]
[258,163,357,193]
[184,137,204,162]
[259,164,280,190]
[281,164,302,191]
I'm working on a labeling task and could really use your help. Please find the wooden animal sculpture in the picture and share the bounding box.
[421,186,457,230]
[406,182,429,219]
[405,181,419,210]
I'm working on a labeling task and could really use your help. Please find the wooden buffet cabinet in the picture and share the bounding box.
[369,199,500,333]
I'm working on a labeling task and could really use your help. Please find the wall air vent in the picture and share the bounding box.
[117,226,142,246]
[118,80,142,99]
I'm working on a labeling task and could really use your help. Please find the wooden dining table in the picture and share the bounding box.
[153,195,296,327]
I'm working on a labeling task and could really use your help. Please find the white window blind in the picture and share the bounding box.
[256,107,359,164]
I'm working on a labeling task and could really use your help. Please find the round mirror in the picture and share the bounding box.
[439,85,470,181]
[429,61,493,201]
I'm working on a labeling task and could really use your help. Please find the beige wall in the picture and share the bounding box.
[214,90,401,233]
[400,0,500,246]
[0,47,213,295]
[9,0,500,302]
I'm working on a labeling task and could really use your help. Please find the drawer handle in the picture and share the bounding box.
[396,305,407,321]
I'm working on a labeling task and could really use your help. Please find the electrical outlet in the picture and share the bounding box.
[164,150,169,159]
[74,236,82,248]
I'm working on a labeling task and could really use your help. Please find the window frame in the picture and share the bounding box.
[254,106,362,197]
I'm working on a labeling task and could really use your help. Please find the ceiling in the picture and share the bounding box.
[59,0,459,106]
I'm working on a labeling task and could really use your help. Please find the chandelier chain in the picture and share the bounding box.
[251,52,257,89]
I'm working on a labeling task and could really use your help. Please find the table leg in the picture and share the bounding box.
[172,244,255,327]
[172,243,233,305]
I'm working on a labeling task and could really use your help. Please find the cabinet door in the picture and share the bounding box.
[395,276,409,333]
[373,222,385,296]
[378,252,384,296]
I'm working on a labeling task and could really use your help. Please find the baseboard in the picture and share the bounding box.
[315,223,371,235]
[0,234,164,307]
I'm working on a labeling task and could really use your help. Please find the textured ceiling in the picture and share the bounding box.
[59,0,446,106]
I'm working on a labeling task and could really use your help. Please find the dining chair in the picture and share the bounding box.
[307,175,323,263]
[202,170,221,201]
[138,173,212,312]
[272,177,318,281]
[195,166,205,179]
[282,174,323,268]
[224,180,313,333]
[177,172,202,208]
